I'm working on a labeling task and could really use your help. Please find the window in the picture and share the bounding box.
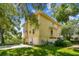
[50,29,53,36]
[33,29,35,34]
[29,30,31,33]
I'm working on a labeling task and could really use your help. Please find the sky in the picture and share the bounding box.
[27,3,53,16]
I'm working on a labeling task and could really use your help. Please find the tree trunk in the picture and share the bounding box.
[0,28,4,45]
[66,36,71,41]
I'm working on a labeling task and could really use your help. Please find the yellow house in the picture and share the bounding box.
[23,11,62,45]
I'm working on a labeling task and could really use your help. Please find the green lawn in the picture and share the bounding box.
[0,45,79,56]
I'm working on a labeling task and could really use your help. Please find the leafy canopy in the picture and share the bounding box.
[53,4,79,22]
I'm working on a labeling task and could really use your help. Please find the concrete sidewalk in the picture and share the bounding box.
[68,45,79,50]
[0,44,32,50]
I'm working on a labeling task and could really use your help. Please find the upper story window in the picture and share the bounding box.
[33,29,35,34]
[29,30,31,33]
[50,29,53,36]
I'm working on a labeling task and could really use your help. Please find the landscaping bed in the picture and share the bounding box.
[0,45,79,56]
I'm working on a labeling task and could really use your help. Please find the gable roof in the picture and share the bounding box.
[35,11,61,26]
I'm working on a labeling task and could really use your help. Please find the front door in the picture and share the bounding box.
[29,37,33,45]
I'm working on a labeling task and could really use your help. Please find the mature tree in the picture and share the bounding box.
[61,23,74,40]
[17,4,39,44]
[4,16,22,44]
[61,19,79,40]
[16,4,30,18]
[53,3,79,22]
[32,3,47,11]
[0,4,18,45]
[17,3,40,27]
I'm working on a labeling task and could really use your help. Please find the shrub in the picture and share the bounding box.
[54,39,72,47]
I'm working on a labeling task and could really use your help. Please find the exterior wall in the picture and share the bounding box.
[26,20,40,45]
[22,23,28,44]
[38,15,52,44]
[53,24,61,38]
